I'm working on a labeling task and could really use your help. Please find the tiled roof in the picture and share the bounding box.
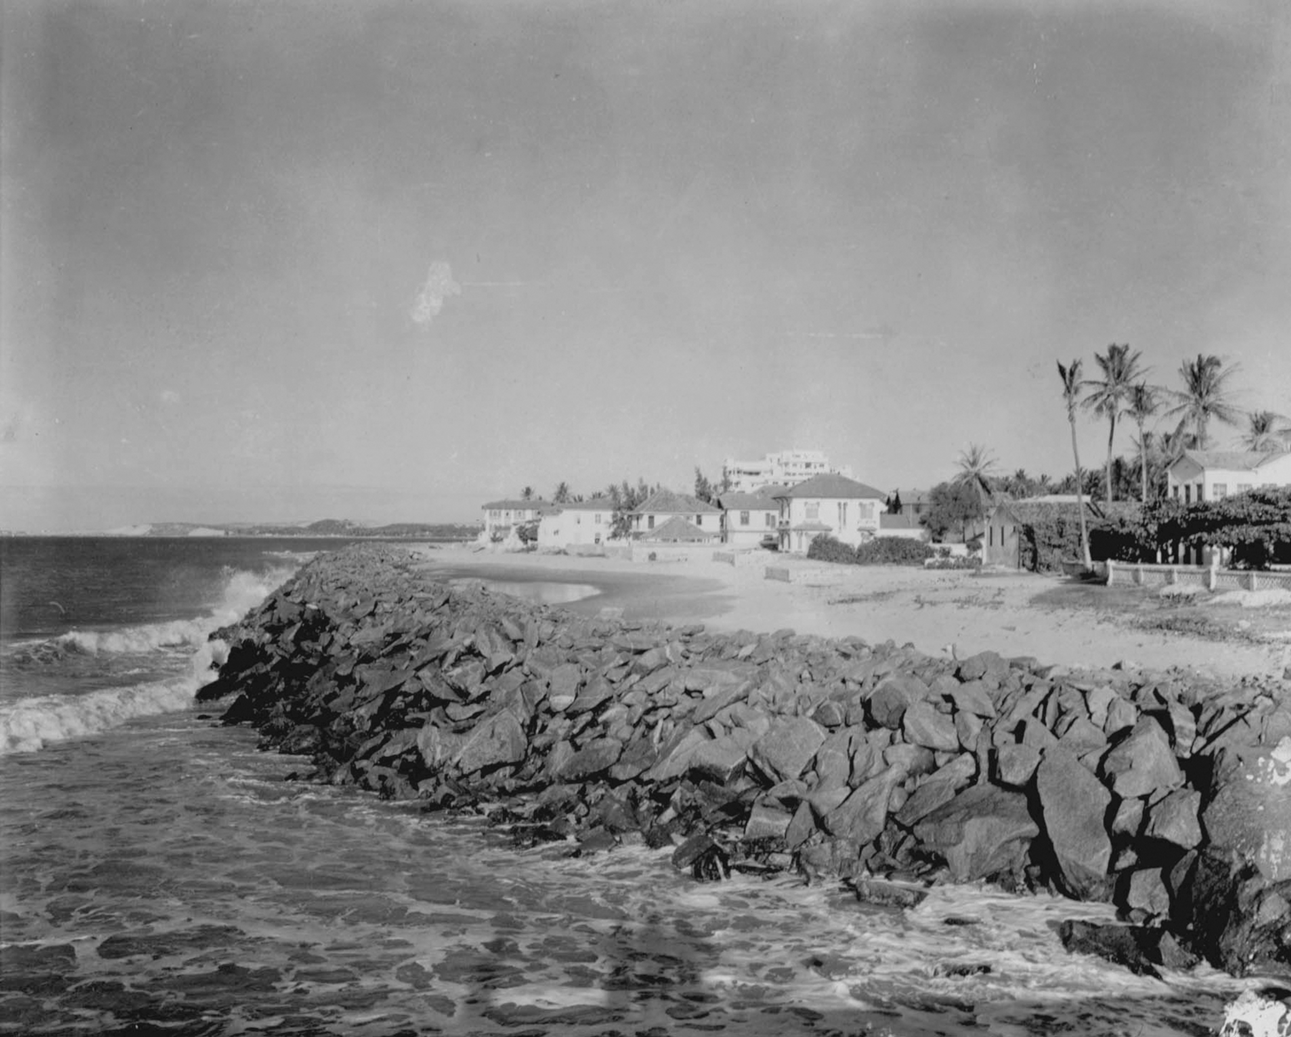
[633,489,720,515]
[775,474,887,500]
[482,498,550,510]
[638,516,718,542]
[551,497,614,512]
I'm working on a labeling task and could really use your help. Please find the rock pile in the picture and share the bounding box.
[200,544,1290,978]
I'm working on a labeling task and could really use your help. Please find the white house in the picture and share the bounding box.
[773,474,888,554]
[721,449,853,492]
[1166,450,1291,504]
[717,488,784,548]
[631,490,722,538]
[481,498,551,539]
[536,498,615,549]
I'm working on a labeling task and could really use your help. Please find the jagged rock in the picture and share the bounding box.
[688,731,755,784]
[851,877,928,910]
[902,701,959,752]
[1103,717,1183,799]
[1143,788,1203,850]
[747,716,826,783]
[1036,748,1113,899]
[743,801,793,841]
[956,651,1009,683]
[894,753,977,827]
[1202,737,1291,883]
[555,737,623,781]
[822,767,901,846]
[912,785,1038,883]
[1057,919,1196,977]
[867,675,929,729]
[947,679,996,718]
[995,743,1041,787]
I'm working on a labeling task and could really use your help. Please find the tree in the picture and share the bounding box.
[694,467,715,504]
[520,486,534,501]
[553,482,572,504]
[1164,354,1243,449]
[889,489,903,514]
[952,443,999,527]
[1242,410,1290,453]
[1125,381,1162,503]
[1058,359,1092,566]
[921,481,982,541]
[1082,343,1145,503]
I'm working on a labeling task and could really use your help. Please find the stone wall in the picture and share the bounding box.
[200,543,1290,978]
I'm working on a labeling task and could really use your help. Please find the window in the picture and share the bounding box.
[696,515,703,525]
[648,515,655,529]
[740,511,750,526]
[766,512,776,527]
[594,513,602,524]
[837,502,848,528]
[1212,483,1227,499]
[1237,484,1252,493]
[805,502,819,521]
[858,502,874,521]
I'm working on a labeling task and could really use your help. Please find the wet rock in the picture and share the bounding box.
[747,716,826,783]
[1035,748,1113,899]
[1202,737,1291,883]
[912,785,1038,883]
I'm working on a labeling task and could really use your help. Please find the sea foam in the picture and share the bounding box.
[0,566,291,754]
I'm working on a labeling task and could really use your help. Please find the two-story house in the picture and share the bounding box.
[717,488,784,548]
[481,498,551,539]
[536,498,615,549]
[773,474,887,554]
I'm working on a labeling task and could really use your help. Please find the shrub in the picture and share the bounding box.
[924,555,982,570]
[853,537,936,566]
[806,535,857,564]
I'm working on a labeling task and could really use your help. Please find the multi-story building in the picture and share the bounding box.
[721,449,853,492]
[480,498,552,539]
[1166,449,1291,503]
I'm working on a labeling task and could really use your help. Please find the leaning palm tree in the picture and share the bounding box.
[1081,343,1145,504]
[1164,354,1243,449]
[1125,381,1162,503]
[1242,410,1290,453]
[1058,360,1092,566]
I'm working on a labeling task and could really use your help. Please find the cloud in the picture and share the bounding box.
[411,261,461,326]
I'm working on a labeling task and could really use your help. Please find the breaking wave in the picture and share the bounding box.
[0,566,291,754]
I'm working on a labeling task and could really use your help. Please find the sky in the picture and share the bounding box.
[2,0,1289,530]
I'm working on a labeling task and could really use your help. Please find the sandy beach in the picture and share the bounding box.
[417,545,1291,682]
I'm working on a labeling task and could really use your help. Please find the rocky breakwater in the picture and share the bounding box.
[200,543,1290,980]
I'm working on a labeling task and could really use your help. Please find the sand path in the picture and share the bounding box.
[417,546,1291,681]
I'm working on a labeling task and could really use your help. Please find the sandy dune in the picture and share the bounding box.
[417,545,1291,681]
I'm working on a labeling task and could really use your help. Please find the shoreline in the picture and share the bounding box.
[417,544,1291,681]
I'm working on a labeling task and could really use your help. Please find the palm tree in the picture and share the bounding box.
[1242,410,1290,453]
[952,443,998,535]
[1125,381,1162,503]
[1164,354,1243,449]
[1081,343,1145,504]
[520,486,534,501]
[553,481,572,504]
[1058,360,1092,566]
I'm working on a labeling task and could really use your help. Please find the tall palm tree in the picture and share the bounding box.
[1125,381,1162,503]
[1164,354,1243,449]
[1242,410,1290,453]
[1081,343,1145,504]
[1058,360,1092,566]
[553,481,572,504]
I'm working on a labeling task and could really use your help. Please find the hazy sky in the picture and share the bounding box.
[3,1,1289,530]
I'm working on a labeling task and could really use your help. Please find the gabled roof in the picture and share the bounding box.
[774,474,887,500]
[716,491,780,511]
[1174,449,1290,472]
[482,498,551,511]
[639,516,718,541]
[633,489,720,515]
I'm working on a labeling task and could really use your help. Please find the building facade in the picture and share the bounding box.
[1166,450,1291,504]
[773,474,887,554]
[716,489,783,548]
[481,499,551,539]
[721,449,854,492]
[536,499,615,549]
[631,489,722,538]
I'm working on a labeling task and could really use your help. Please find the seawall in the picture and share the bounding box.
[200,543,1290,979]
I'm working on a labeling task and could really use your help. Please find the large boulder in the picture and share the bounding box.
[912,785,1038,883]
[1035,748,1113,899]
[1102,717,1183,799]
[747,717,826,783]
[1202,737,1291,883]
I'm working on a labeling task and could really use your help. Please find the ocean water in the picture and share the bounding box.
[0,538,1257,1035]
